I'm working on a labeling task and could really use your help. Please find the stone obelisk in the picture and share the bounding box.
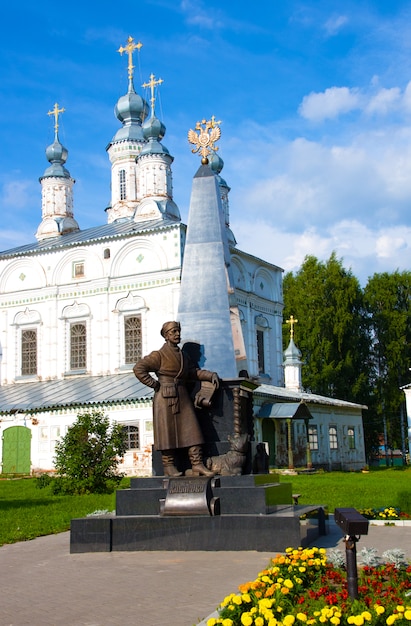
[178,118,245,378]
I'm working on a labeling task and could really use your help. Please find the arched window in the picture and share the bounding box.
[256,330,265,373]
[255,315,269,375]
[308,425,318,451]
[119,169,126,200]
[329,425,338,450]
[123,425,140,450]
[14,308,41,380]
[70,323,87,370]
[21,329,37,376]
[347,427,355,449]
[124,315,142,364]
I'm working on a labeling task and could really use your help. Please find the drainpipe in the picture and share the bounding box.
[287,418,294,469]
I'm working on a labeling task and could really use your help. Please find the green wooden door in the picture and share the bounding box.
[262,419,276,467]
[2,426,31,474]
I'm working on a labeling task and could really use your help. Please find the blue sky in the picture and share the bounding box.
[2,0,411,285]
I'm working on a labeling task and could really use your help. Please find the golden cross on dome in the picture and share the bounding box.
[118,36,143,81]
[187,117,222,164]
[142,73,164,113]
[286,315,298,339]
[47,103,65,134]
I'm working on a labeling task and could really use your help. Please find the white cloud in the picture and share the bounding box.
[180,0,224,29]
[229,136,379,229]
[323,15,348,37]
[221,103,411,286]
[299,87,361,121]
[0,228,34,251]
[299,82,411,122]
[1,179,35,209]
[375,230,408,259]
[401,81,411,113]
[230,218,411,286]
[366,87,401,115]
[225,118,411,241]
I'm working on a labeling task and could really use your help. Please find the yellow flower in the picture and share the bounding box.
[330,617,340,625]
[261,610,275,621]
[404,610,411,620]
[354,616,364,626]
[397,607,405,614]
[232,595,243,605]
[207,619,218,626]
[386,615,398,626]
[242,594,251,603]
[284,579,294,589]
[222,620,234,626]
[362,612,372,621]
[297,613,308,622]
[255,618,265,626]
[259,599,273,609]
[283,615,296,626]
[241,614,253,626]
[374,606,385,615]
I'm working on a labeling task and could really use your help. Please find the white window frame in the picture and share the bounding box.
[308,424,319,451]
[329,425,338,450]
[14,309,41,381]
[61,302,91,375]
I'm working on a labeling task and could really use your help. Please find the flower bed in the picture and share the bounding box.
[206,547,411,626]
[359,507,411,521]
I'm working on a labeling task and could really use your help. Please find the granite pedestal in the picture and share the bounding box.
[70,379,327,553]
[70,474,327,553]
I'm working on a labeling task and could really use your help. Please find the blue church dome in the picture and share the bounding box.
[139,113,170,156]
[111,79,149,143]
[40,135,71,179]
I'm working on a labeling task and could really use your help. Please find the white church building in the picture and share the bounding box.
[0,38,366,475]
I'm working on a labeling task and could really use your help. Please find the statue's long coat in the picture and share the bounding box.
[133,342,215,451]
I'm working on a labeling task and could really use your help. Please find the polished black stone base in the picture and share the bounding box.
[70,474,327,553]
[71,507,326,553]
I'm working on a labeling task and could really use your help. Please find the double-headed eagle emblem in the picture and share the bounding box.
[188,116,221,164]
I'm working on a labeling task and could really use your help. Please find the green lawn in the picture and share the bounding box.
[280,467,411,512]
[0,476,130,546]
[1,468,411,546]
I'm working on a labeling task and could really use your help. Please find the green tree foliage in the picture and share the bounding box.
[283,253,371,405]
[53,410,127,494]
[283,256,411,456]
[363,271,411,451]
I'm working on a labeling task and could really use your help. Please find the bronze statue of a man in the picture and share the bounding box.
[133,321,219,477]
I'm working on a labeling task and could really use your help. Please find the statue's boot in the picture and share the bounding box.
[188,445,215,477]
[161,451,183,477]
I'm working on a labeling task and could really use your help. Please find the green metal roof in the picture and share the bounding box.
[0,373,153,415]
[258,402,313,420]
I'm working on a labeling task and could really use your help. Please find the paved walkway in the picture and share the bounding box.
[2,520,411,626]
